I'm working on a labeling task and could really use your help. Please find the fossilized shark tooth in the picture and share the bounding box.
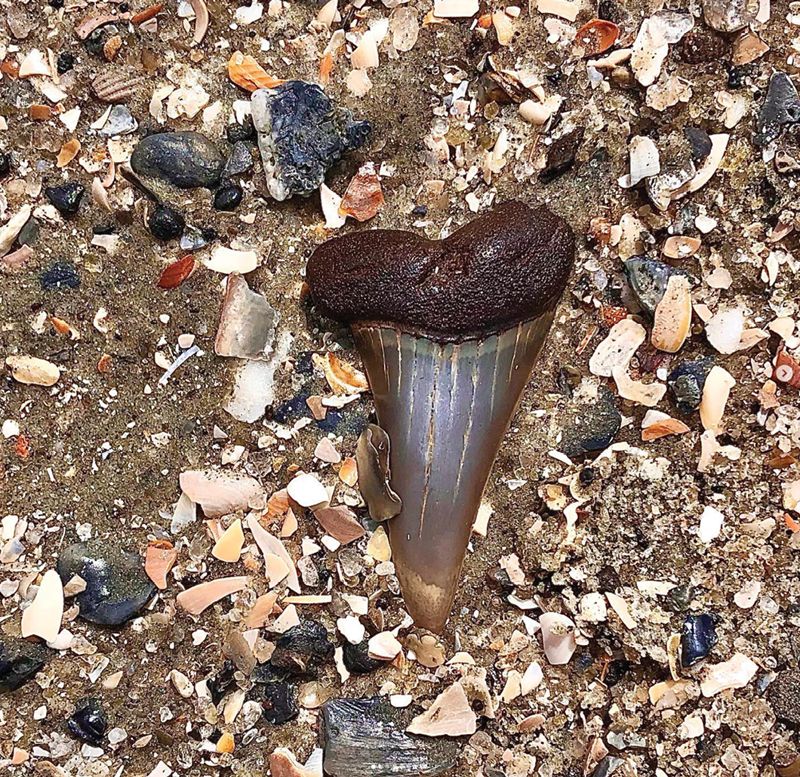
[306,201,574,632]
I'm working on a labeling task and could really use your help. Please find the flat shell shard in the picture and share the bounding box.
[406,682,477,737]
[251,81,371,201]
[215,274,278,360]
[321,697,458,777]
[355,424,402,521]
[353,314,555,631]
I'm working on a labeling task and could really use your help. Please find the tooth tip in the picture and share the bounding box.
[395,569,453,633]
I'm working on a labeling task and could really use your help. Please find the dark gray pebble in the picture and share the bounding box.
[57,541,155,627]
[67,698,108,745]
[680,613,717,667]
[148,204,185,241]
[0,637,49,692]
[45,182,85,216]
[130,131,226,189]
[321,697,458,777]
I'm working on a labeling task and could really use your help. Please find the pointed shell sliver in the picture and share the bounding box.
[176,576,249,616]
[21,570,64,643]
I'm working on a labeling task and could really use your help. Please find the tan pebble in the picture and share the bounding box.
[651,275,691,353]
[216,732,235,753]
[366,526,391,562]
[5,355,60,386]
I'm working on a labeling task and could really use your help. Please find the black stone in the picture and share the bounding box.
[342,640,384,675]
[321,697,458,777]
[222,141,254,178]
[668,358,714,413]
[624,256,691,315]
[251,80,371,200]
[213,183,243,211]
[67,698,108,745]
[684,127,713,162]
[0,638,49,692]
[559,388,622,458]
[227,117,256,143]
[45,182,85,216]
[207,660,237,705]
[270,620,333,676]
[130,131,226,189]
[680,613,717,667]
[0,152,10,178]
[604,659,630,687]
[755,73,800,147]
[260,682,299,724]
[768,669,800,725]
[147,205,185,241]
[539,127,585,182]
[40,261,80,291]
[57,541,156,626]
[57,52,75,74]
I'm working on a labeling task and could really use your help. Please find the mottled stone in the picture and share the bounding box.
[559,387,622,457]
[251,81,371,201]
[755,73,800,148]
[130,131,226,189]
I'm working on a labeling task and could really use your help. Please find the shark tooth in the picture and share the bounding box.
[307,201,574,632]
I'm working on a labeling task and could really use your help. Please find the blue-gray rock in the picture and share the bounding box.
[251,81,371,201]
[624,257,691,314]
[755,73,800,147]
[57,541,155,627]
[667,357,714,413]
[130,131,226,189]
[0,637,49,692]
[222,141,255,178]
[681,613,717,667]
[322,697,458,777]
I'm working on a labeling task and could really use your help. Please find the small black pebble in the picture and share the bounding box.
[0,152,10,178]
[49,0,64,6]
[148,205,185,241]
[226,118,256,143]
[40,261,80,291]
[45,182,85,216]
[67,698,108,746]
[342,640,384,675]
[213,183,243,211]
[201,226,218,243]
[92,223,116,235]
[579,467,595,486]
[411,204,428,217]
[681,613,718,667]
[57,52,75,74]
[261,682,299,724]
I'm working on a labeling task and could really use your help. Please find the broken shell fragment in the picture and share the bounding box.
[699,365,736,432]
[307,201,574,631]
[355,424,402,522]
[651,275,692,353]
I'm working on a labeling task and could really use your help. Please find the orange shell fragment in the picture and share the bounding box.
[145,541,178,590]
[57,139,81,168]
[575,19,619,57]
[227,51,284,92]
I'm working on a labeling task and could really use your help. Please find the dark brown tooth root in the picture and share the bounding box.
[353,313,555,632]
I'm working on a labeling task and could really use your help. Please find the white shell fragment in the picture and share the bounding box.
[287,473,329,509]
[179,470,266,517]
[705,307,745,354]
[618,136,660,188]
[539,612,577,665]
[700,653,758,697]
[406,682,477,737]
[21,570,64,643]
[698,505,724,543]
[5,355,61,387]
[433,0,479,18]
[589,319,646,377]
[203,246,260,274]
[699,366,736,432]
